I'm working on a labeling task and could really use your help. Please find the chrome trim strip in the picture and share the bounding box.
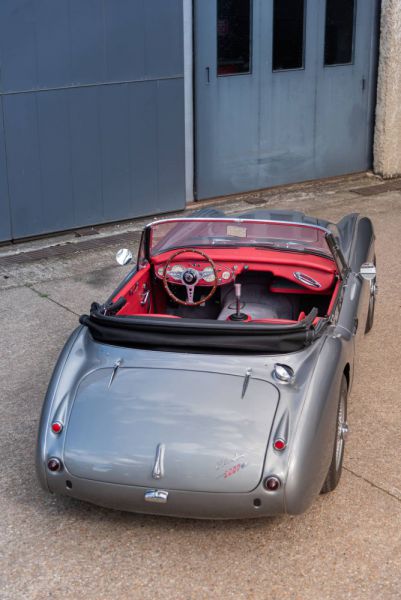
[108,359,123,389]
[293,271,322,288]
[146,217,332,235]
[152,443,166,480]
[241,368,252,399]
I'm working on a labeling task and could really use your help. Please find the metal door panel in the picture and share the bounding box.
[0,98,12,242]
[68,87,104,228]
[100,0,147,82]
[0,1,38,93]
[156,79,186,211]
[195,0,261,199]
[2,93,44,238]
[99,85,132,223]
[314,0,378,178]
[34,91,75,233]
[0,0,186,241]
[144,1,184,79]
[258,0,319,188]
[195,0,379,199]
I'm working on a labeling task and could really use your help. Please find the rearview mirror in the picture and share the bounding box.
[116,248,133,266]
[360,262,376,281]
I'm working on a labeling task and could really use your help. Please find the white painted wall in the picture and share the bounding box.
[374,0,401,178]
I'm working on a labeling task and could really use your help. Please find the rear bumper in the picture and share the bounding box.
[47,473,286,519]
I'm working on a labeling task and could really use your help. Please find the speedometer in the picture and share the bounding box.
[202,267,215,283]
[170,265,184,280]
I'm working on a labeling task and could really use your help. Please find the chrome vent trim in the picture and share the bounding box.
[293,272,322,288]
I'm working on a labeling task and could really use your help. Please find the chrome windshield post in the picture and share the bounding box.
[325,233,348,279]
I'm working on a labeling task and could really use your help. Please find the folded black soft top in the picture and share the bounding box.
[80,307,325,354]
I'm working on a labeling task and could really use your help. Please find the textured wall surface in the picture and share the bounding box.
[374,0,401,177]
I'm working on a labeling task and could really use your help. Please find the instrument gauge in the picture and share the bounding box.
[170,265,185,280]
[202,267,216,283]
[221,271,231,281]
[157,266,165,277]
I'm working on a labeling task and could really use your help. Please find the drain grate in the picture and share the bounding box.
[0,230,142,266]
[350,179,401,196]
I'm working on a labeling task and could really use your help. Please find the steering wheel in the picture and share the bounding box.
[163,249,218,306]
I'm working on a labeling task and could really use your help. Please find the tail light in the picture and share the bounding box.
[273,438,286,451]
[264,476,281,491]
[47,458,62,472]
[51,421,63,434]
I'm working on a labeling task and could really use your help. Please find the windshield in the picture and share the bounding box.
[149,219,332,257]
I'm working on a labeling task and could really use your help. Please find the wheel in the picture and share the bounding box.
[365,255,377,333]
[321,375,348,494]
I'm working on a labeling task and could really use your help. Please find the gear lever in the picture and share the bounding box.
[229,283,248,321]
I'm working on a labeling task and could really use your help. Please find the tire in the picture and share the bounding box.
[365,255,377,333]
[321,375,348,494]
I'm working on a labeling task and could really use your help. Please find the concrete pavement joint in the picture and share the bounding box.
[26,284,80,317]
[344,466,401,504]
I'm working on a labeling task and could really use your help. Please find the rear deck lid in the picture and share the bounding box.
[64,368,279,493]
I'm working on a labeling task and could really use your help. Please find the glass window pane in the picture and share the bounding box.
[273,0,305,71]
[217,0,251,76]
[324,0,356,66]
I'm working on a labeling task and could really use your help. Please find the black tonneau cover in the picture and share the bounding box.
[80,308,324,353]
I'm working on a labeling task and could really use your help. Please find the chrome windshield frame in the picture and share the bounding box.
[144,217,344,270]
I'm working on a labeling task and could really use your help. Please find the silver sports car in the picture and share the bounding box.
[36,209,377,519]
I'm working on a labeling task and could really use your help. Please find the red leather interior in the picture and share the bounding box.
[152,248,336,292]
[113,264,153,316]
[112,247,339,325]
[327,278,341,314]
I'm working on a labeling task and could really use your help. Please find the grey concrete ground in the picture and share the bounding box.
[1,174,400,600]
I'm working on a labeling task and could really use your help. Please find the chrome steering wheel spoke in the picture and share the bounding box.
[185,284,196,304]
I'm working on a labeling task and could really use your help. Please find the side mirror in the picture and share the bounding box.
[116,248,133,266]
[360,262,376,281]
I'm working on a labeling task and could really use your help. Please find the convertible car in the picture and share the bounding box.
[36,209,377,519]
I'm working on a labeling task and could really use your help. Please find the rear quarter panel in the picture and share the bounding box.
[284,333,353,514]
[284,215,375,513]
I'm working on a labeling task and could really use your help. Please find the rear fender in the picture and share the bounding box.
[284,334,352,514]
[35,326,84,491]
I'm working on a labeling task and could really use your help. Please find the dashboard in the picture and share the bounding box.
[151,247,337,292]
[154,260,336,292]
[155,261,237,286]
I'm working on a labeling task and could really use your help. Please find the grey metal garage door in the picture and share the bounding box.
[0,0,186,242]
[195,0,380,199]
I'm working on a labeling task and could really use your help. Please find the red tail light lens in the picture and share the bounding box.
[273,439,286,451]
[51,421,63,434]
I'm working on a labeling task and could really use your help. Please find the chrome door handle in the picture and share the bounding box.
[140,289,150,306]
